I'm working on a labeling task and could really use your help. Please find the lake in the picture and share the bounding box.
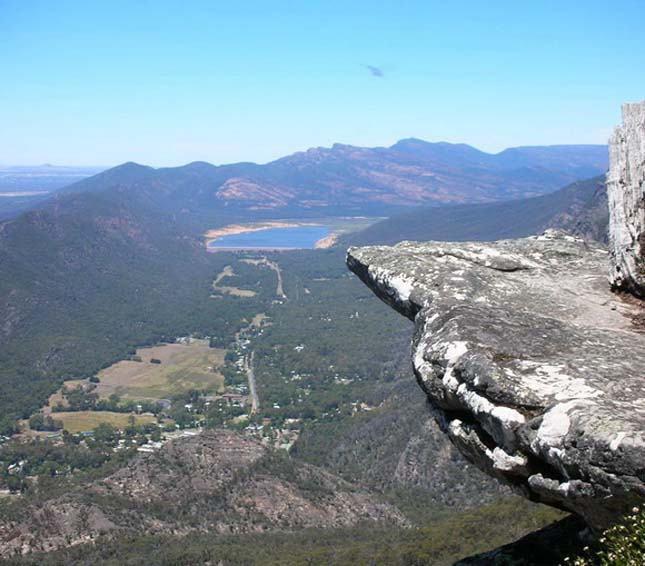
[207,225,331,250]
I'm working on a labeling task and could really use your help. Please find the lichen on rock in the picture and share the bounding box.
[347,230,645,531]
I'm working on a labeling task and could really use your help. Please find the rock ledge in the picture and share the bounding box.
[347,231,645,530]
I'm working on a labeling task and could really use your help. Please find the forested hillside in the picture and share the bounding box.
[345,175,607,246]
[0,186,238,429]
[6,498,569,566]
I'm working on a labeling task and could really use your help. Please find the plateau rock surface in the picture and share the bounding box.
[347,231,645,531]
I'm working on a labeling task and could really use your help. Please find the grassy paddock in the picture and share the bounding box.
[30,411,156,434]
[212,265,258,297]
[95,340,225,400]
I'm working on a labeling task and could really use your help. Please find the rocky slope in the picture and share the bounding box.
[0,430,405,556]
[347,231,645,531]
[608,101,645,295]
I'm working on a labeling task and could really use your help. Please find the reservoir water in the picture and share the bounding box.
[208,225,331,250]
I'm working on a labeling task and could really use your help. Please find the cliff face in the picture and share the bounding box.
[347,231,645,531]
[608,101,645,294]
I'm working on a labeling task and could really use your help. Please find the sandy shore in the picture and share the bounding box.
[204,220,341,250]
[314,233,338,249]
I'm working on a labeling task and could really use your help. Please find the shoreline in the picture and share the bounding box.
[208,245,301,252]
[204,220,339,251]
[204,221,319,246]
[206,235,338,252]
[314,233,338,249]
[202,216,381,252]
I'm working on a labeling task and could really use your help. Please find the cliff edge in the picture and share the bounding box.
[347,232,645,531]
[346,102,645,534]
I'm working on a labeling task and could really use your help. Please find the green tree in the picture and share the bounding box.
[28,413,45,431]
[93,422,117,444]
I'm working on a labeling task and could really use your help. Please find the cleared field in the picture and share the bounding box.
[212,265,257,297]
[217,285,256,297]
[250,312,270,328]
[47,411,156,434]
[95,339,225,400]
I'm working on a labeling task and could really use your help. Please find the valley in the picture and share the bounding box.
[0,149,613,563]
[3,4,640,563]
[0,243,568,562]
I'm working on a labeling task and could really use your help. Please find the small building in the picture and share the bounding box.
[221,393,245,408]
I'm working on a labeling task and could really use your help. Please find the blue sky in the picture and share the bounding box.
[1,0,644,166]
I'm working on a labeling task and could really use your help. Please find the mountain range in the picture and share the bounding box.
[58,140,608,218]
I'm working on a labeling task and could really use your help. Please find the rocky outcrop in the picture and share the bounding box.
[0,430,406,556]
[347,231,645,531]
[608,101,645,295]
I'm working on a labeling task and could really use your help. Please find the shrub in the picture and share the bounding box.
[28,413,63,431]
[564,507,645,565]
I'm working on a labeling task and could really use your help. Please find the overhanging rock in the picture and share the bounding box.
[347,230,645,531]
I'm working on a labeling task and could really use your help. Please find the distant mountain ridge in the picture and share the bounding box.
[345,175,608,247]
[60,140,608,217]
[0,164,104,220]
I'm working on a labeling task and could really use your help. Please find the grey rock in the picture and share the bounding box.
[347,231,645,531]
[455,515,586,565]
[608,101,645,295]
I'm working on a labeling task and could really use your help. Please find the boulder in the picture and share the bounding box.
[608,101,645,295]
[347,231,645,531]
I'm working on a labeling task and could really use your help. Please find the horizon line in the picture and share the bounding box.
[0,138,609,170]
